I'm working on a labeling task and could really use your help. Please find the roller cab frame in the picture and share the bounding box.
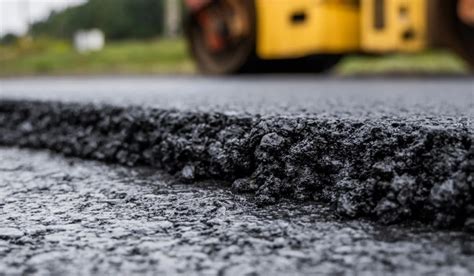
[185,0,474,74]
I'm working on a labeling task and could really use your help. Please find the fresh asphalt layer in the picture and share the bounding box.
[0,76,473,229]
[0,76,473,275]
[1,76,473,117]
[1,147,474,275]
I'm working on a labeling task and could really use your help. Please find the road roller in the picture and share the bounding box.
[184,0,474,74]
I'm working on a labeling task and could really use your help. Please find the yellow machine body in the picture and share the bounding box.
[256,0,429,59]
[361,0,427,52]
[256,0,361,59]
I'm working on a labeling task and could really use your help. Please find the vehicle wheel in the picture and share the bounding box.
[185,0,342,74]
[185,0,257,74]
[434,0,474,68]
[454,0,474,67]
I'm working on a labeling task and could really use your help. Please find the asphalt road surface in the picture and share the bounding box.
[0,76,473,275]
[1,147,474,275]
[1,76,473,117]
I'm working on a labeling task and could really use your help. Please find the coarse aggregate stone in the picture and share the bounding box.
[0,98,472,230]
[1,147,474,276]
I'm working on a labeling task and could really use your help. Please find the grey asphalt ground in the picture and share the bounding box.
[1,147,474,276]
[0,76,473,275]
[1,76,473,118]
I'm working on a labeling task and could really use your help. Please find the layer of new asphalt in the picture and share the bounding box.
[1,148,474,275]
[1,76,473,117]
[0,76,473,230]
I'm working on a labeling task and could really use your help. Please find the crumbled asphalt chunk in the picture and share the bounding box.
[232,177,258,193]
[0,100,472,229]
[0,228,24,240]
[1,148,474,275]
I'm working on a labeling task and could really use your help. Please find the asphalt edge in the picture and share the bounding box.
[0,99,472,230]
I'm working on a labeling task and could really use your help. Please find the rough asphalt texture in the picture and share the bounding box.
[0,77,473,230]
[1,148,474,275]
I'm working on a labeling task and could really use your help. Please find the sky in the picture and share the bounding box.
[0,0,86,36]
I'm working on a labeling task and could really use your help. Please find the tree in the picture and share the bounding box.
[0,33,19,45]
[30,0,180,40]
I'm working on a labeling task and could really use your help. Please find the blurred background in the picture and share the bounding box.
[0,0,472,77]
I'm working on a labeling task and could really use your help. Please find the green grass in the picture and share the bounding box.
[336,50,470,76]
[0,37,470,76]
[0,38,195,77]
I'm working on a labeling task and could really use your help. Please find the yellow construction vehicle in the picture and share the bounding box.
[184,0,474,74]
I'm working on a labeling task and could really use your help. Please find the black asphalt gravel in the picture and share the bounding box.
[1,147,474,275]
[0,76,473,230]
[1,77,473,230]
[1,76,473,275]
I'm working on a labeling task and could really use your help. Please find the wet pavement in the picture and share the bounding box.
[1,147,474,276]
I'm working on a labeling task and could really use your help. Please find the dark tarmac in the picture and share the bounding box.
[1,76,473,117]
[0,76,473,275]
[1,76,473,228]
[1,148,474,275]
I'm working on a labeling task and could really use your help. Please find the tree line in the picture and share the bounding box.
[30,0,183,40]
